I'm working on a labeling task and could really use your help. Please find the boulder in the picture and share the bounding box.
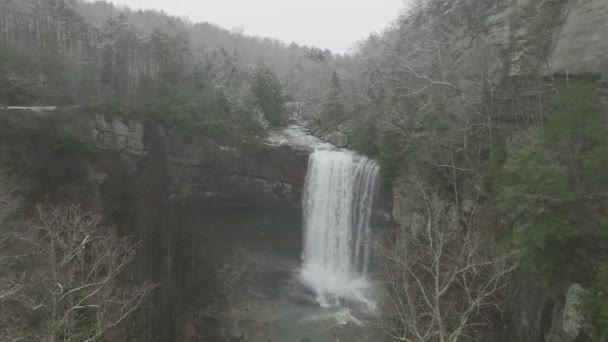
[326,132,349,148]
[92,114,145,156]
[560,283,591,341]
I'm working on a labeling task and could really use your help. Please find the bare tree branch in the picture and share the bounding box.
[1,202,156,342]
[378,181,518,342]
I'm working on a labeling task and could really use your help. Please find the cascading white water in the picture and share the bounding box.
[300,149,381,308]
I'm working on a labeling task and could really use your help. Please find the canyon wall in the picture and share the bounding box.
[0,107,311,341]
[385,0,607,341]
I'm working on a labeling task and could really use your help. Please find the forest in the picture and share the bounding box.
[1,0,608,341]
[0,0,347,138]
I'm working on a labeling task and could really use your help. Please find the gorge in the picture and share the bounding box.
[1,0,607,341]
[0,108,385,341]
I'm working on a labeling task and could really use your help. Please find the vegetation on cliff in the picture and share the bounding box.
[309,0,608,339]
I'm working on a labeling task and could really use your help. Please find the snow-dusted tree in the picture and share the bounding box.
[251,62,286,126]
[319,71,346,124]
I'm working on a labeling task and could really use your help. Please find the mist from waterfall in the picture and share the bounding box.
[300,149,381,308]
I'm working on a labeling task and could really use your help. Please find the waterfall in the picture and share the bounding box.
[300,149,381,307]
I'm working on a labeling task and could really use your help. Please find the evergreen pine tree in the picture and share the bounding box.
[320,71,346,124]
[251,63,285,126]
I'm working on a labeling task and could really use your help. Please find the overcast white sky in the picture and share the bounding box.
[104,0,405,54]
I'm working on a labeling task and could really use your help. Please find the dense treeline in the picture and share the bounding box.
[0,0,343,138]
[313,0,608,339]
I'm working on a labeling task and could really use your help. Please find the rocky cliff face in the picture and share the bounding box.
[420,0,608,78]
[0,107,309,208]
[0,107,312,341]
[161,128,309,209]
[548,0,608,75]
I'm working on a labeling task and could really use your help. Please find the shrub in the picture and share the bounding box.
[51,129,94,156]
[350,120,379,157]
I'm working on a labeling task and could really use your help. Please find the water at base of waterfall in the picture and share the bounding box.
[300,262,375,309]
[299,148,381,310]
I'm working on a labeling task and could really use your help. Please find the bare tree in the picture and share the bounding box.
[0,174,26,342]
[0,173,19,226]
[0,229,20,302]
[2,204,155,342]
[378,181,517,342]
